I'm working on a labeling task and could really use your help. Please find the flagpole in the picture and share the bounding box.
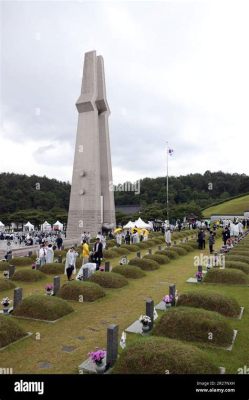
[166,141,169,224]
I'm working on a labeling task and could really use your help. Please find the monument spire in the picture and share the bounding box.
[66,51,116,240]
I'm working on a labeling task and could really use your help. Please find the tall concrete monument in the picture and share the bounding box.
[66,51,116,239]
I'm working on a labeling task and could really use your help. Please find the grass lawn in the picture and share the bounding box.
[0,231,248,374]
[203,194,249,217]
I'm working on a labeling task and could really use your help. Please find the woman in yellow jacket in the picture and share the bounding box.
[82,240,90,264]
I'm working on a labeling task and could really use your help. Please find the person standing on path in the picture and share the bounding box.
[209,231,215,254]
[82,240,90,264]
[165,228,171,247]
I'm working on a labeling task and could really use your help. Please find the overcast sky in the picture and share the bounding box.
[1,0,249,184]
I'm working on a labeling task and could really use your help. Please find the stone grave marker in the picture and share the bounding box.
[158,245,162,251]
[146,298,154,330]
[106,324,119,369]
[169,284,176,306]
[136,252,141,258]
[13,287,23,309]
[53,276,60,295]
[148,249,152,255]
[105,261,110,272]
[8,265,16,279]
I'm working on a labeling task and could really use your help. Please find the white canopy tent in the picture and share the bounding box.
[0,221,5,232]
[123,221,135,229]
[134,217,151,229]
[53,220,63,231]
[41,221,52,232]
[24,221,35,232]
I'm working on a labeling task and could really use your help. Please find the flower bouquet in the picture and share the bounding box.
[88,348,106,373]
[3,270,9,279]
[139,315,152,333]
[163,294,174,307]
[196,271,203,282]
[1,297,11,313]
[45,284,54,296]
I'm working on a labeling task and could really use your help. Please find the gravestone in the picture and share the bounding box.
[174,241,177,245]
[8,265,16,279]
[158,245,162,251]
[198,265,203,273]
[13,287,23,309]
[58,255,63,263]
[146,298,154,330]
[106,324,119,369]
[148,249,152,255]
[186,237,188,242]
[28,251,33,257]
[6,253,12,261]
[136,252,141,258]
[53,276,60,295]
[169,284,176,306]
[105,262,110,272]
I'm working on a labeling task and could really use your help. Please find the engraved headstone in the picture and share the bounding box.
[13,287,23,309]
[53,276,60,295]
[106,324,119,369]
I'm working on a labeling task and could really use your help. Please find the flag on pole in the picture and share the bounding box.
[168,148,174,156]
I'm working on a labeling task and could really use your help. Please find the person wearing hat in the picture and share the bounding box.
[64,246,78,281]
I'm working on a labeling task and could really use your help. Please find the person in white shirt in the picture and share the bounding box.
[116,233,122,246]
[64,247,78,281]
[39,244,47,266]
[46,244,54,264]
[165,228,171,246]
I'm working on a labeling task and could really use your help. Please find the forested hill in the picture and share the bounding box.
[0,171,249,223]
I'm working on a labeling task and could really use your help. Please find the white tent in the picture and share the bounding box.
[123,221,135,229]
[24,221,35,232]
[53,220,63,231]
[41,221,52,232]
[134,217,151,229]
[0,221,5,232]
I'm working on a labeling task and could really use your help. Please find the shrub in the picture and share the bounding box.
[54,250,67,259]
[112,265,146,279]
[225,261,249,274]
[172,247,188,256]
[156,249,179,259]
[40,263,64,275]
[113,337,219,374]
[0,280,16,291]
[226,255,249,264]
[111,247,130,256]
[89,271,128,288]
[177,244,195,252]
[0,316,26,349]
[177,291,240,317]
[136,242,149,249]
[129,257,160,271]
[103,249,119,259]
[58,281,105,301]
[0,261,10,271]
[229,250,249,256]
[153,307,233,346]
[145,240,156,247]
[13,295,73,321]
[12,270,45,282]
[143,254,170,265]
[11,257,33,266]
[203,269,248,285]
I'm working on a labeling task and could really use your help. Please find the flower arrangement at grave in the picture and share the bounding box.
[1,297,11,311]
[139,315,151,326]
[3,270,9,279]
[196,271,203,282]
[163,294,174,305]
[45,284,54,296]
[88,348,106,365]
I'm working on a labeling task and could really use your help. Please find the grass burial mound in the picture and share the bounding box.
[172,247,188,256]
[203,269,248,285]
[112,265,146,279]
[13,295,73,321]
[143,254,170,264]
[225,261,249,274]
[226,255,249,264]
[59,281,105,302]
[0,261,10,271]
[229,251,249,257]
[10,257,33,266]
[113,337,219,374]
[156,249,179,259]
[129,257,159,271]
[177,291,241,317]
[120,244,140,252]
[153,307,233,346]
[110,247,130,256]
[177,244,195,252]
[89,271,128,288]
[12,270,45,282]
[0,316,26,349]
[103,249,120,259]
[0,280,16,291]
[54,250,67,259]
[40,263,64,275]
